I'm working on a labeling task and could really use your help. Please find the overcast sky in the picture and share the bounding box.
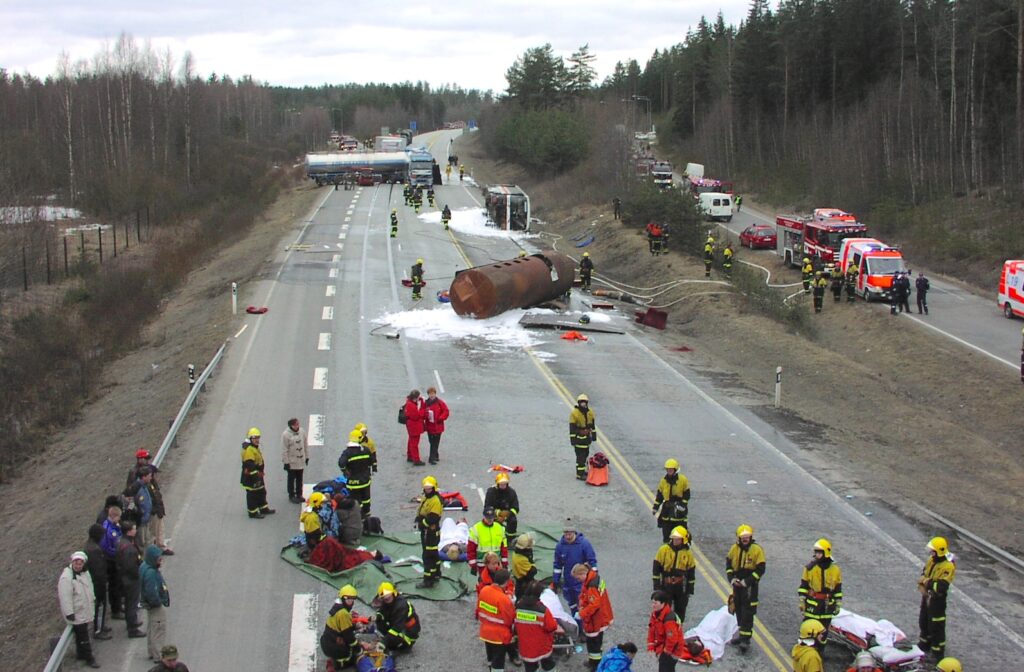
[1,1,752,92]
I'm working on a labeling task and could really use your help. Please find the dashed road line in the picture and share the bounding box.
[313,367,328,390]
[317,333,331,351]
[322,306,334,320]
[308,415,325,446]
[287,593,318,672]
[234,324,248,339]
[328,268,338,278]
[433,369,446,394]
[325,285,336,297]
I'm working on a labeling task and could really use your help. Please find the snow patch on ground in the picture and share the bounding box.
[419,207,528,240]
[374,304,554,351]
[0,206,83,225]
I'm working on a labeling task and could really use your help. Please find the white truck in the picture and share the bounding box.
[698,192,733,222]
[374,135,407,152]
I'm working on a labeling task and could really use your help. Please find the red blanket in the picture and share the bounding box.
[309,537,376,573]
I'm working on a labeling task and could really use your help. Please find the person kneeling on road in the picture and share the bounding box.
[374,582,420,652]
[320,585,361,670]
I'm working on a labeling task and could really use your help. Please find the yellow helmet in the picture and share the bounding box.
[803,257,810,264]
[813,538,832,558]
[391,208,397,214]
[664,458,680,470]
[669,526,691,544]
[422,476,438,489]
[927,536,949,556]
[348,429,362,443]
[495,473,510,485]
[799,619,825,639]
[354,423,367,432]
[518,251,527,257]
[736,524,754,540]
[247,427,261,438]
[308,492,326,508]
[338,584,358,599]
[377,582,397,597]
[576,393,589,403]
[936,658,962,672]
[583,252,590,257]
[416,258,424,264]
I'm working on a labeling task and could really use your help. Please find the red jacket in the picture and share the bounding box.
[577,569,614,635]
[477,583,515,645]
[648,605,686,658]
[404,398,425,435]
[423,396,449,434]
[476,567,515,599]
[514,597,558,662]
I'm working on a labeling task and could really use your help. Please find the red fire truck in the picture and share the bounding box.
[776,208,868,267]
[686,175,735,199]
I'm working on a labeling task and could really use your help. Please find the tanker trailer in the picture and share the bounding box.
[448,252,576,319]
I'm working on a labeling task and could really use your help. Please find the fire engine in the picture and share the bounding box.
[837,238,907,301]
[686,175,734,199]
[776,208,868,267]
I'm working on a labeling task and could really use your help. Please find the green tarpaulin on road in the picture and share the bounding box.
[280,524,561,604]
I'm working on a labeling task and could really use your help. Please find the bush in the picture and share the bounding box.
[731,263,815,336]
[622,183,703,255]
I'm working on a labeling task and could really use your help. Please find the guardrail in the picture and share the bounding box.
[43,341,228,672]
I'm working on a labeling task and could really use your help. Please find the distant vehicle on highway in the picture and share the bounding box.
[998,259,1024,318]
[739,224,777,249]
[697,192,733,222]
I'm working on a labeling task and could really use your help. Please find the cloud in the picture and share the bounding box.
[0,0,752,91]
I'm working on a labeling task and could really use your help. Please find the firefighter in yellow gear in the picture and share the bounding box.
[390,209,399,238]
[792,619,826,672]
[801,257,814,292]
[722,243,734,277]
[240,428,275,518]
[459,164,466,181]
[352,424,378,473]
[727,524,765,652]
[812,272,828,313]
[320,585,361,668]
[374,582,420,651]
[845,265,859,302]
[652,526,696,622]
[830,265,844,302]
[300,492,326,551]
[415,476,444,588]
[918,537,956,659]
[652,458,690,542]
[703,241,715,278]
[568,394,596,480]
[411,258,424,300]
[799,538,842,644]
[936,658,962,672]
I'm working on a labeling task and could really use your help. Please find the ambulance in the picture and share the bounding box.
[837,238,907,301]
[998,260,1024,318]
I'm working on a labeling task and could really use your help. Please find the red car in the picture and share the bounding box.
[739,224,777,249]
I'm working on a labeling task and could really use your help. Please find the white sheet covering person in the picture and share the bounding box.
[438,518,469,559]
[684,605,738,660]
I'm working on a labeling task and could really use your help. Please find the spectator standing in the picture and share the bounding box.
[552,520,597,611]
[127,467,155,548]
[58,551,100,668]
[116,521,146,637]
[126,452,174,556]
[100,505,124,620]
[84,523,112,640]
[281,418,309,503]
[403,390,426,466]
[612,197,622,220]
[140,545,170,662]
[423,387,450,465]
[147,644,190,672]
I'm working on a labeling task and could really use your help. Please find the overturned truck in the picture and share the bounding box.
[449,252,575,319]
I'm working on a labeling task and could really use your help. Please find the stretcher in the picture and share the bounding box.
[828,608,928,671]
[540,588,582,659]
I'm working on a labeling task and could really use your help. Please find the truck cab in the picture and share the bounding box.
[838,238,907,301]
[651,161,673,188]
[998,260,1024,318]
[483,185,530,232]
[698,192,733,222]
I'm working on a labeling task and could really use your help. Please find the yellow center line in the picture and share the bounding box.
[524,347,792,672]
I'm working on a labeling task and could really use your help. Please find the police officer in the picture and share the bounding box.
[569,394,596,480]
[812,272,828,313]
[801,257,814,292]
[579,253,594,291]
[321,585,361,669]
[918,537,955,660]
[652,526,696,622]
[916,273,930,314]
[722,243,734,277]
[415,476,443,588]
[652,459,690,542]
[338,437,373,518]
[798,539,842,644]
[727,524,765,653]
[411,258,424,300]
[240,428,275,518]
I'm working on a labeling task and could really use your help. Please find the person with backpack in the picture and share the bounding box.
[401,390,426,466]
[423,386,450,465]
[140,545,171,662]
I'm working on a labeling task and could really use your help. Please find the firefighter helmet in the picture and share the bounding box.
[799,619,825,639]
[936,659,962,672]
[247,427,261,439]
[669,526,691,544]
[736,524,754,540]
[416,258,424,265]
[813,538,832,558]
[348,429,362,443]
[308,492,326,508]
[576,394,589,403]
[927,536,949,556]
[422,476,438,489]
[803,257,810,264]
[583,252,590,257]
[338,584,358,599]
[664,458,680,470]
[495,472,510,485]
[354,423,367,432]
[377,582,397,597]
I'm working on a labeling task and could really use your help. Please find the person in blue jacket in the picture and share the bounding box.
[552,519,597,611]
[596,642,638,671]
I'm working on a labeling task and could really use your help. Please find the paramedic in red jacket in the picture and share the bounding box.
[403,390,426,465]
[573,564,614,670]
[648,590,687,671]
[478,569,516,672]
[423,386,450,465]
[514,581,562,672]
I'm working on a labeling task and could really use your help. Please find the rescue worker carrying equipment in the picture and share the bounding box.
[411,259,424,301]
[338,440,373,517]
[374,582,420,651]
[320,584,360,668]
[415,476,444,588]
[240,428,275,518]
[727,524,765,652]
[652,459,690,542]
[792,620,826,672]
[918,537,955,660]
[484,472,520,537]
[569,395,596,481]
[652,526,696,622]
[799,538,842,643]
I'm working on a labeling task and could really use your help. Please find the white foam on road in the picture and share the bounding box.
[418,207,529,240]
[288,593,318,672]
[373,305,552,350]
[308,415,325,446]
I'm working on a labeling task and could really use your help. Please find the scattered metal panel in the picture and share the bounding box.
[518,313,625,334]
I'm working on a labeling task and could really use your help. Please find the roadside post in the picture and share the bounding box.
[774,366,783,407]
[188,364,196,390]
[231,282,238,315]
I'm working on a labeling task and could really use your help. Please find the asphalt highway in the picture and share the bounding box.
[94,130,1022,671]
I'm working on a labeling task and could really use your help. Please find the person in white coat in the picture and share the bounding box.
[281,418,309,503]
[58,551,100,668]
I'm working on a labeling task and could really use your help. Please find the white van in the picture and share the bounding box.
[698,192,733,222]
[998,260,1024,318]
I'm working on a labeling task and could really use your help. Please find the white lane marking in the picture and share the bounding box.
[325,285,336,297]
[338,232,347,240]
[328,268,338,278]
[342,224,350,231]
[336,243,344,250]
[317,333,331,350]
[900,313,1016,370]
[287,593,318,672]
[476,486,486,505]
[433,369,446,394]
[308,415,325,446]
[322,306,334,320]
[234,324,248,339]
[313,367,328,390]
[347,208,354,215]
[332,254,341,262]
[344,216,352,223]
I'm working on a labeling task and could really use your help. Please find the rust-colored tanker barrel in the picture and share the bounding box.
[449,252,577,319]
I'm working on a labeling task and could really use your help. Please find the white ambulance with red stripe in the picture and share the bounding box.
[998,260,1024,318]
